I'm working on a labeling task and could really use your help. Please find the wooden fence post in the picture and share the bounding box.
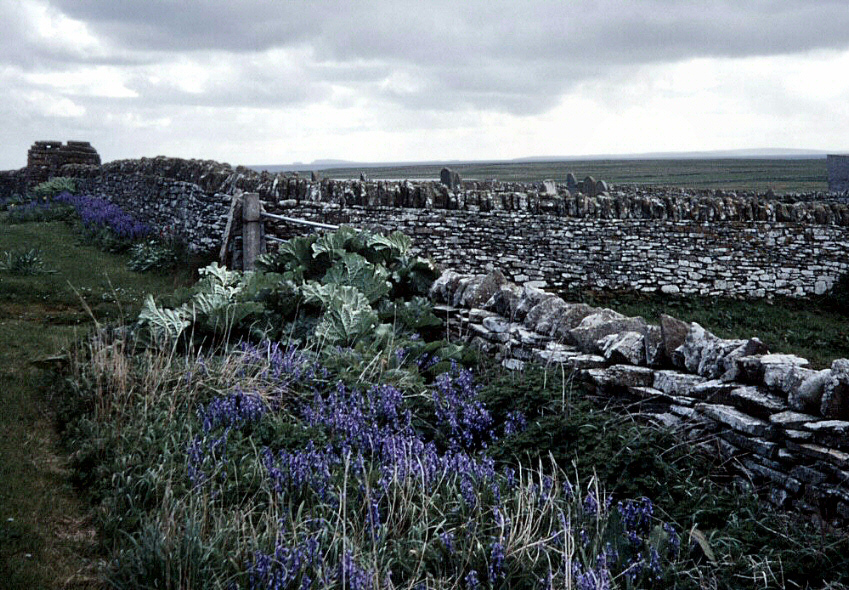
[242,192,261,271]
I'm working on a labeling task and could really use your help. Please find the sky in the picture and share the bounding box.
[2,0,849,170]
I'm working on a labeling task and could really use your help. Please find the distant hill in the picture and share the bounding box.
[249,148,829,174]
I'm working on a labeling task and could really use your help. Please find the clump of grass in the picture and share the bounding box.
[0,248,54,275]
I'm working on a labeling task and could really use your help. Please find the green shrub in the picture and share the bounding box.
[31,177,75,200]
[0,248,53,275]
[127,239,179,273]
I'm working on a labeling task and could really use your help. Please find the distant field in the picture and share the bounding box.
[314,158,828,194]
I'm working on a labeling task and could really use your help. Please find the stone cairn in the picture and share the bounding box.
[430,268,849,522]
[26,140,101,184]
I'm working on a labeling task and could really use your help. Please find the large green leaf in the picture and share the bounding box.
[368,231,412,260]
[311,285,378,346]
[137,294,191,346]
[257,234,317,275]
[322,252,391,304]
[311,226,360,260]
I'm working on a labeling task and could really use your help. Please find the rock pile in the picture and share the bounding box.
[430,269,849,520]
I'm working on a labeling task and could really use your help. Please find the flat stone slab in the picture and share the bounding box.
[501,358,525,371]
[769,411,819,429]
[604,364,655,388]
[786,441,849,470]
[696,403,774,437]
[803,420,849,451]
[565,354,607,371]
[653,371,707,396]
[729,386,787,419]
[691,379,738,403]
[719,430,779,459]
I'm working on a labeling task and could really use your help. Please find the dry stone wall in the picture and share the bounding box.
[429,269,849,522]
[2,154,848,297]
[264,199,849,298]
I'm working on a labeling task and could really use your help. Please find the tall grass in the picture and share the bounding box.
[61,332,682,589]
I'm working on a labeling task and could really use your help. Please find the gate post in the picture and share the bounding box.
[242,192,261,271]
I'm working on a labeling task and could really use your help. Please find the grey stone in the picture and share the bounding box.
[482,316,511,333]
[534,344,579,364]
[551,303,598,338]
[761,354,811,393]
[675,322,718,373]
[790,465,828,485]
[514,286,554,320]
[741,457,802,494]
[583,175,597,197]
[696,403,774,437]
[598,331,646,365]
[718,338,769,381]
[564,354,607,370]
[821,359,849,420]
[660,314,689,365]
[729,386,787,420]
[428,270,462,303]
[769,410,819,429]
[483,283,523,319]
[653,370,708,396]
[568,312,647,353]
[803,419,849,450]
[458,270,507,308]
[789,369,831,413]
[643,324,665,367]
[690,379,738,403]
[647,412,682,429]
[786,441,849,469]
[603,364,655,388]
[501,358,525,371]
[523,296,569,334]
[719,430,779,459]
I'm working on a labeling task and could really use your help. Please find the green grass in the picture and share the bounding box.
[568,290,849,369]
[0,215,194,588]
[316,158,828,194]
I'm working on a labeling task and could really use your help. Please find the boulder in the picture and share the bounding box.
[459,269,507,308]
[598,331,646,365]
[551,303,598,339]
[524,296,570,334]
[483,283,523,319]
[789,369,832,413]
[514,286,554,321]
[821,359,849,419]
[660,314,689,366]
[761,354,810,393]
[567,311,647,353]
[718,338,769,381]
[675,323,718,374]
[643,324,665,367]
[429,270,463,303]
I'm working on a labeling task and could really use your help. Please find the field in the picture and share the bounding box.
[311,158,829,194]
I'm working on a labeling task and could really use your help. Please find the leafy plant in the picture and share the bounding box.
[0,248,53,275]
[127,239,179,272]
[31,177,76,200]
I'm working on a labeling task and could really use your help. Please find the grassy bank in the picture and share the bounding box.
[0,216,193,588]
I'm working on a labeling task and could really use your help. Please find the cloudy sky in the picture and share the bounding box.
[2,0,849,170]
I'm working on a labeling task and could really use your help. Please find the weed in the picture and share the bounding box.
[0,248,54,275]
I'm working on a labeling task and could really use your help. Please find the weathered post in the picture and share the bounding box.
[242,192,261,271]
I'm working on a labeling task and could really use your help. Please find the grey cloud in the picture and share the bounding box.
[35,0,849,117]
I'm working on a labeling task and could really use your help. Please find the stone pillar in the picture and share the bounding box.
[242,192,261,271]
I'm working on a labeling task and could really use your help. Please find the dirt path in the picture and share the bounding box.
[0,312,100,588]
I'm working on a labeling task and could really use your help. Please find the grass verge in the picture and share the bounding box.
[0,215,194,588]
